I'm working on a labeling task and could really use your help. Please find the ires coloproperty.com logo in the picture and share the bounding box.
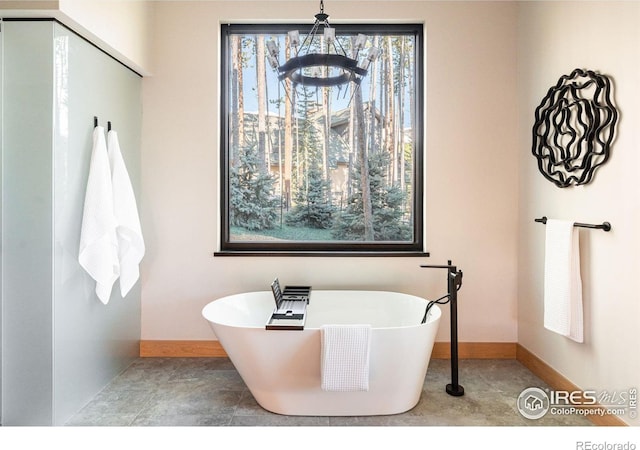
[517,387,638,420]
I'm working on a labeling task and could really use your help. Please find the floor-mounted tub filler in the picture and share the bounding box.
[202,290,441,416]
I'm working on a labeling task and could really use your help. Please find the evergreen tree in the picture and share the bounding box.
[286,163,334,229]
[285,87,336,229]
[229,142,279,231]
[332,151,411,241]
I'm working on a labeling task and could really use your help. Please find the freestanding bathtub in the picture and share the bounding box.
[202,290,441,416]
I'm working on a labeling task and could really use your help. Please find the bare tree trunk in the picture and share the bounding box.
[407,39,415,218]
[235,36,245,150]
[323,85,331,198]
[385,36,396,185]
[355,85,374,241]
[368,36,379,156]
[348,84,356,199]
[230,35,240,163]
[284,40,293,210]
[398,36,406,190]
[256,36,267,169]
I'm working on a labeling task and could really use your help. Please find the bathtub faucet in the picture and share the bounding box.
[420,260,465,397]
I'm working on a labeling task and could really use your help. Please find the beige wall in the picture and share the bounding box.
[140,1,519,343]
[0,0,154,74]
[517,1,640,426]
[58,0,154,74]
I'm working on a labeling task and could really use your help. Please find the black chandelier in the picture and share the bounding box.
[266,0,379,89]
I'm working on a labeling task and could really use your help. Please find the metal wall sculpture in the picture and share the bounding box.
[532,68,617,188]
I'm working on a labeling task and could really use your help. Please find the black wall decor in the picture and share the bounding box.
[532,68,618,188]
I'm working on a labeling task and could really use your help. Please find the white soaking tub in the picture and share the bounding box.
[202,290,441,416]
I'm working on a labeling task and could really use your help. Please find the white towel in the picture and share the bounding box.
[107,130,145,297]
[79,126,120,304]
[543,219,584,342]
[321,324,371,391]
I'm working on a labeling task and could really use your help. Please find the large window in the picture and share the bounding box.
[219,23,425,255]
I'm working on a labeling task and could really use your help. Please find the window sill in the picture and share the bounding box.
[213,250,430,257]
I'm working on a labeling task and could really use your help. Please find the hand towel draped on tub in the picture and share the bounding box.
[321,324,371,392]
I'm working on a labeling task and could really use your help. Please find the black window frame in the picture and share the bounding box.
[217,23,426,257]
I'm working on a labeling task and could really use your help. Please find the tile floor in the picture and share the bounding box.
[65,357,592,427]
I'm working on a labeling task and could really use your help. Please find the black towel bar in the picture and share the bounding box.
[535,216,611,232]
